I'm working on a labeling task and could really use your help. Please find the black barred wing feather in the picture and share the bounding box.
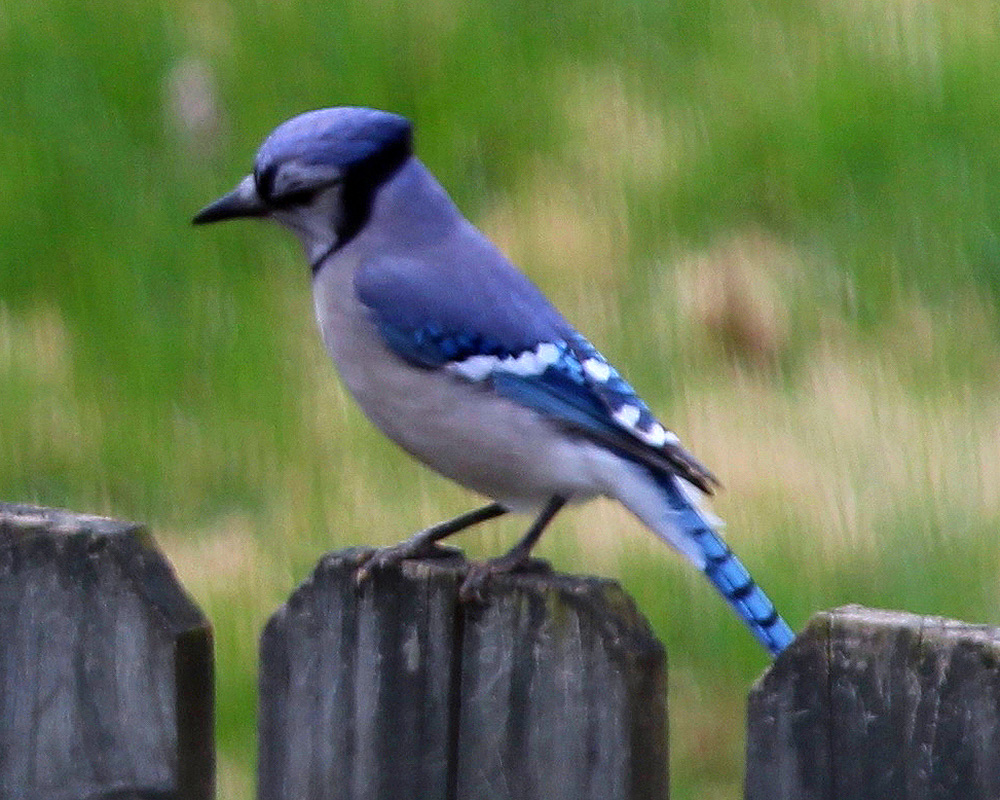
[564,335,719,493]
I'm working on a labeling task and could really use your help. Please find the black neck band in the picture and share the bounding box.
[333,133,412,255]
[310,240,340,275]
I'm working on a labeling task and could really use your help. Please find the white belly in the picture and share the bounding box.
[312,263,615,509]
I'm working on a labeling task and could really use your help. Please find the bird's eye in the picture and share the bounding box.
[253,165,321,207]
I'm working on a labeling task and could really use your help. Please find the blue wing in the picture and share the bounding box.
[355,252,717,492]
[355,244,568,365]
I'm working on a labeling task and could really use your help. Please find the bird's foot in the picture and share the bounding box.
[459,555,552,603]
[354,539,462,586]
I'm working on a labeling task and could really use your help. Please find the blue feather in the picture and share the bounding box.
[257,108,411,175]
[492,366,616,438]
[373,319,515,368]
[656,474,794,656]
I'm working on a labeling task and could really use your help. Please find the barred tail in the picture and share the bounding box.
[614,465,795,656]
[688,522,794,656]
[661,475,793,655]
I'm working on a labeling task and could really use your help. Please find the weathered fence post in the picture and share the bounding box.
[0,503,214,800]
[258,548,667,800]
[745,604,1000,800]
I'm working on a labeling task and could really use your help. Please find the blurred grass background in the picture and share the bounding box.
[3,0,1000,796]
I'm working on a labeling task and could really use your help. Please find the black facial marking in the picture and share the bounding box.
[253,164,277,203]
[335,126,412,252]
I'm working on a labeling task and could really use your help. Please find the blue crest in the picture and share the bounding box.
[255,107,412,177]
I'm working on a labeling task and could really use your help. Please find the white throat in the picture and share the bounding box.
[270,187,342,265]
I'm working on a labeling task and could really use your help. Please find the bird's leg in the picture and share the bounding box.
[355,501,508,585]
[460,495,567,601]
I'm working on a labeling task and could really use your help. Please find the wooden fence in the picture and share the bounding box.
[2,502,999,800]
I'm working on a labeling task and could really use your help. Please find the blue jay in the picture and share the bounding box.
[194,107,795,656]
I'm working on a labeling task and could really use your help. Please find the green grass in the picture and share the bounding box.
[3,0,1000,796]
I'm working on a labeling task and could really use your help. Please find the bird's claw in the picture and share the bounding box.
[458,563,491,603]
[354,541,462,587]
[458,556,552,603]
[355,539,551,602]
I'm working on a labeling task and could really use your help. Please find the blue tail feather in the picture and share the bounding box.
[658,475,795,656]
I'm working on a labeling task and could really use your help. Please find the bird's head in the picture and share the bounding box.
[193,107,413,266]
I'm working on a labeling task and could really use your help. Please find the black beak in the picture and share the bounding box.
[192,175,268,225]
